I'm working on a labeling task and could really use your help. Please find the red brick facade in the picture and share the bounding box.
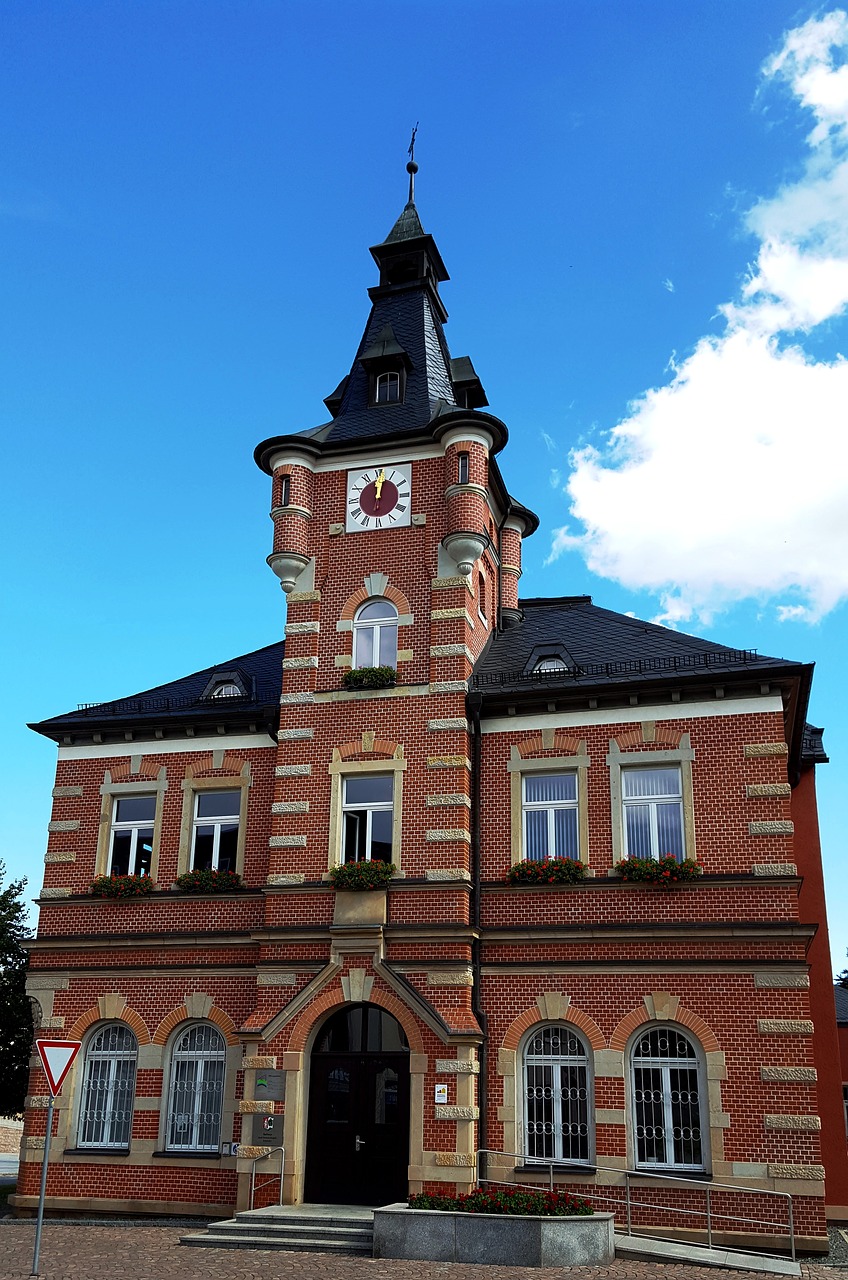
[17,198,848,1250]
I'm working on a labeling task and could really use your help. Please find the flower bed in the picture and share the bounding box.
[90,874,155,899]
[409,1186,592,1216]
[174,869,243,893]
[506,858,586,885]
[616,854,702,888]
[330,860,396,890]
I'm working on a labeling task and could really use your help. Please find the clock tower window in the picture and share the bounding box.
[374,370,402,405]
[352,599,398,669]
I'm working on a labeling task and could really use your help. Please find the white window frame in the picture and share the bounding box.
[76,1024,138,1150]
[522,1024,594,1166]
[534,656,568,673]
[508,746,590,867]
[210,682,241,699]
[622,765,684,861]
[165,1023,226,1152]
[341,774,394,863]
[107,794,156,877]
[374,371,401,404]
[352,599,398,670]
[629,1025,706,1172]
[191,790,241,871]
[521,773,579,861]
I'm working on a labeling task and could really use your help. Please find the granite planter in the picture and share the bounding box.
[373,1204,615,1266]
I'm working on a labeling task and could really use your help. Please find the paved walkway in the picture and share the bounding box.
[0,1223,845,1280]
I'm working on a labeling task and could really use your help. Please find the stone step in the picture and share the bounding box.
[217,1219,373,1243]
[181,1230,372,1254]
[614,1233,800,1276]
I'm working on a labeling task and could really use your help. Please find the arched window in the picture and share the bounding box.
[211,682,241,699]
[534,656,568,673]
[353,599,398,669]
[77,1024,138,1149]
[166,1024,226,1152]
[523,1024,592,1165]
[374,371,401,404]
[630,1026,704,1170]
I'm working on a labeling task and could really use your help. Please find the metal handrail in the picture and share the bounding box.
[476,1150,795,1262]
[249,1145,285,1210]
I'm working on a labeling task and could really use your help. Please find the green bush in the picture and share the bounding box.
[330,861,396,891]
[409,1185,592,1216]
[616,854,702,888]
[507,858,586,885]
[341,666,396,691]
[174,869,243,894]
[90,874,155,899]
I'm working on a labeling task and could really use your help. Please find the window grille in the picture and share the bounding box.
[523,1025,591,1164]
[166,1024,226,1151]
[77,1024,138,1149]
[631,1027,703,1170]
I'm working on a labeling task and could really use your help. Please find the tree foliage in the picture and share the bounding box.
[0,862,32,1116]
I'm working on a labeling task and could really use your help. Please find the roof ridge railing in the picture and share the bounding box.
[75,689,279,714]
[471,648,761,689]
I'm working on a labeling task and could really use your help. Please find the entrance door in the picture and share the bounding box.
[304,1003,410,1206]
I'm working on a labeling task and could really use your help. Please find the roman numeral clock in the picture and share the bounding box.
[346,463,412,531]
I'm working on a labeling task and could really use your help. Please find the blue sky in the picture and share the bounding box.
[3,1,847,973]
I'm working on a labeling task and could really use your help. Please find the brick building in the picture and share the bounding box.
[16,180,848,1249]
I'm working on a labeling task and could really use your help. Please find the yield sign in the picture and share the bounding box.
[35,1039,80,1096]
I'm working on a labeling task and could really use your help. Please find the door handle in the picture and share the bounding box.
[355,1135,365,1152]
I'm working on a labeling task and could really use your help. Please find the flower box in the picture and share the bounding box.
[330,860,395,891]
[507,858,586,885]
[174,869,243,894]
[615,855,702,888]
[90,874,155,899]
[341,666,396,691]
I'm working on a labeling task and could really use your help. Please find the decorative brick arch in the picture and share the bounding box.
[288,983,425,1054]
[69,1004,151,1045]
[340,582,411,622]
[610,997,720,1052]
[108,760,161,783]
[336,739,401,761]
[502,999,605,1053]
[515,731,583,759]
[613,725,683,751]
[184,756,249,779]
[153,1002,239,1047]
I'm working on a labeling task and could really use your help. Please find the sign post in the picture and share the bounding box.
[31,1040,80,1278]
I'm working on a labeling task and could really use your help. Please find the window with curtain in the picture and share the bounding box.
[631,1026,704,1170]
[522,773,579,861]
[77,1024,138,1149]
[165,1024,226,1151]
[523,1025,592,1165]
[622,766,684,861]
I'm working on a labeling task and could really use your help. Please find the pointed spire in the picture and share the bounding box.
[382,125,424,244]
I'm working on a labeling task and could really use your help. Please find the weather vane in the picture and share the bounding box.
[407,122,419,203]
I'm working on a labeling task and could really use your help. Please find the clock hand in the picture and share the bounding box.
[374,469,386,502]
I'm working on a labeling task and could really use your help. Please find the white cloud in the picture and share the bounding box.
[549,468,561,488]
[663,278,675,293]
[550,11,848,625]
[541,431,557,453]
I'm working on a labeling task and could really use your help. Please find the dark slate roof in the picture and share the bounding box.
[383,200,426,243]
[835,984,848,1024]
[472,597,802,694]
[29,641,284,740]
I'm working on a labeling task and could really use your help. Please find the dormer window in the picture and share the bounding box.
[534,656,568,673]
[211,682,242,699]
[374,371,401,405]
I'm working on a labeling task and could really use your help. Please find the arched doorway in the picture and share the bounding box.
[304,1003,410,1205]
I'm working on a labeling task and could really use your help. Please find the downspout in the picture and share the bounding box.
[467,689,488,1184]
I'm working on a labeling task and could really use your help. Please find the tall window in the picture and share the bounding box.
[622,767,684,861]
[191,791,240,871]
[631,1027,704,1170]
[108,796,155,877]
[278,474,291,507]
[524,1025,592,1165]
[374,371,400,404]
[342,775,393,863]
[166,1024,226,1152]
[457,452,469,484]
[352,599,398,669]
[77,1024,138,1149]
[522,774,578,861]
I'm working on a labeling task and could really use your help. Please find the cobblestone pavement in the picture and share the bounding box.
[0,1224,846,1280]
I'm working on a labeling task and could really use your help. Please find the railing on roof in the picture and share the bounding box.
[471,648,760,689]
[75,688,280,715]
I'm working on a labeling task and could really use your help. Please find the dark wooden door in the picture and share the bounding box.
[304,1050,410,1205]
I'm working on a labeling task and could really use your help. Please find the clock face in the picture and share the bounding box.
[346,463,412,531]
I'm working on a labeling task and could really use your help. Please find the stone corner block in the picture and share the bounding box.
[434,1105,479,1121]
[239,1099,275,1114]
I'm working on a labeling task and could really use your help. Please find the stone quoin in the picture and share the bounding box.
[16,170,848,1251]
